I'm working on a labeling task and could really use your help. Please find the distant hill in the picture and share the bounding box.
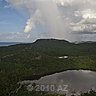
[0,39,96,56]
[30,39,96,56]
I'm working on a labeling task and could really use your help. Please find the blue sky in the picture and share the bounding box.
[0,0,47,42]
[1,1,18,31]
[0,0,30,42]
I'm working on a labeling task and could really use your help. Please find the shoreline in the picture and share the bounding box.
[22,68,96,81]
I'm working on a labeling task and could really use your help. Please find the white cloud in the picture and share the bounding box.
[24,18,35,33]
[56,0,76,6]
[24,9,42,33]
[27,34,31,38]
[7,0,96,42]
[75,9,96,19]
[70,9,96,33]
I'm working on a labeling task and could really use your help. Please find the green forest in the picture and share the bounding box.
[0,39,96,96]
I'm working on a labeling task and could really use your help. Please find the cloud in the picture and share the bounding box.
[7,0,96,42]
[8,0,70,40]
[75,9,96,19]
[24,9,42,33]
[56,0,76,6]
[70,9,96,33]
[0,32,37,42]
[24,18,35,33]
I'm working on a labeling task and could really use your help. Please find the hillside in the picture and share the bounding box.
[0,39,96,96]
[1,39,96,56]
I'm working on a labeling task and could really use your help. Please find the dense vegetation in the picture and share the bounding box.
[80,90,96,96]
[0,39,96,96]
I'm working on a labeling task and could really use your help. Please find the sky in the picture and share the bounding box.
[1,0,96,42]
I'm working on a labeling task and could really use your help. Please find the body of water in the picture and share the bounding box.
[0,42,21,46]
[20,70,96,96]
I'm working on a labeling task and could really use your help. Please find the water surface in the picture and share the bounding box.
[21,70,96,95]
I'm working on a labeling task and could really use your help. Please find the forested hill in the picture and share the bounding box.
[1,39,96,96]
[31,39,96,56]
[0,39,96,56]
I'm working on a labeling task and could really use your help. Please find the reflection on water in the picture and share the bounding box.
[20,70,96,95]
